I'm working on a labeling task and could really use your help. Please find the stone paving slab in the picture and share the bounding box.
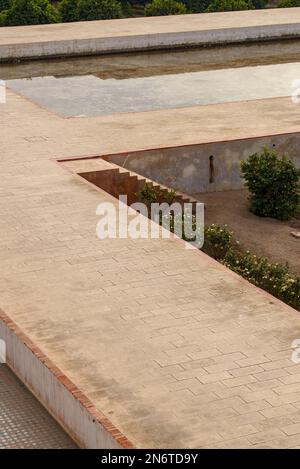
[1,88,300,448]
[0,365,76,449]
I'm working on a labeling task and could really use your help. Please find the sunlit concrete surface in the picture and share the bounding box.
[1,9,300,60]
[0,365,76,449]
[1,84,300,448]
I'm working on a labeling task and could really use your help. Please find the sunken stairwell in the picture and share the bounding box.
[71,159,199,211]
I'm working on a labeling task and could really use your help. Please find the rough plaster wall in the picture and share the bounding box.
[107,133,300,194]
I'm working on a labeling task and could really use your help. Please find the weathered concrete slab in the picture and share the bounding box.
[1,9,300,60]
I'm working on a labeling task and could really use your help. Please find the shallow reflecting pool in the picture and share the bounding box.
[2,41,300,117]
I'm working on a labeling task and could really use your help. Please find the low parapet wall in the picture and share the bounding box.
[0,310,134,449]
[1,9,300,61]
[104,132,300,194]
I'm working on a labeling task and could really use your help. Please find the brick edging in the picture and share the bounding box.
[0,309,135,449]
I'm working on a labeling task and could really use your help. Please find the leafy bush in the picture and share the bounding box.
[123,0,147,4]
[251,0,267,7]
[1,0,61,26]
[241,147,300,220]
[278,0,300,7]
[203,224,233,260]
[145,0,187,16]
[119,0,134,16]
[206,0,253,11]
[0,0,11,11]
[58,0,79,22]
[136,182,158,206]
[161,209,204,246]
[181,0,210,11]
[77,0,122,20]
[136,182,178,206]
[223,249,300,310]
[164,189,177,204]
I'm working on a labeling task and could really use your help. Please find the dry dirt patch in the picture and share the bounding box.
[196,189,300,274]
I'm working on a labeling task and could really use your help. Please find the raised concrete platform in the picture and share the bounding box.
[1,87,300,448]
[1,9,300,60]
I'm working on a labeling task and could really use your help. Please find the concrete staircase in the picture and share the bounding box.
[75,159,198,211]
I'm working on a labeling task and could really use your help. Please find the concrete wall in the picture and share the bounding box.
[0,313,133,449]
[2,25,300,61]
[105,133,300,194]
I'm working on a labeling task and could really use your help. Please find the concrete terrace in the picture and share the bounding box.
[1,8,300,59]
[2,91,300,447]
[1,12,300,448]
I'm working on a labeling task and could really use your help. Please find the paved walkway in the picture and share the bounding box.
[0,365,76,448]
[1,9,300,59]
[1,9,300,45]
[1,87,300,448]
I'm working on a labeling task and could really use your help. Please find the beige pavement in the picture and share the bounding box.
[5,90,300,151]
[1,10,300,60]
[1,88,300,448]
[1,9,300,44]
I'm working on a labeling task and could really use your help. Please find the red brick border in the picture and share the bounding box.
[0,308,135,449]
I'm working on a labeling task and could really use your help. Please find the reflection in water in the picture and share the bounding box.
[2,39,300,81]
[6,61,300,117]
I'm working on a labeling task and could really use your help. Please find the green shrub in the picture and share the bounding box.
[161,209,203,246]
[203,224,233,260]
[241,147,300,220]
[223,249,300,310]
[206,0,253,11]
[77,0,122,20]
[251,0,267,7]
[278,0,300,7]
[144,0,187,16]
[181,0,210,11]
[1,0,61,26]
[0,0,11,11]
[124,0,147,4]
[119,0,134,16]
[136,182,158,206]
[58,0,79,22]
[164,189,177,204]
